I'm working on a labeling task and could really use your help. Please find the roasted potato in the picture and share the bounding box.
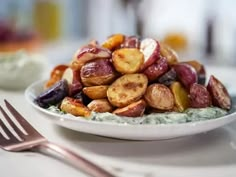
[190,83,211,108]
[113,99,146,117]
[207,75,231,110]
[102,33,125,50]
[87,99,113,113]
[60,97,91,117]
[71,45,111,71]
[107,74,148,107]
[144,84,174,110]
[170,82,190,112]
[80,59,117,86]
[140,38,160,71]
[83,85,109,99]
[112,48,144,74]
[160,43,179,65]
[121,36,140,48]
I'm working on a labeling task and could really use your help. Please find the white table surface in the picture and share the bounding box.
[1,60,236,177]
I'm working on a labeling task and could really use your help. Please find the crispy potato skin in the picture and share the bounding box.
[60,97,91,117]
[207,75,231,110]
[102,34,125,50]
[170,82,190,112]
[112,48,144,74]
[44,64,68,89]
[87,99,113,113]
[160,43,178,65]
[107,74,148,107]
[83,85,109,99]
[113,99,146,117]
[144,84,174,110]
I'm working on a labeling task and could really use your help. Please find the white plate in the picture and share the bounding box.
[25,80,236,140]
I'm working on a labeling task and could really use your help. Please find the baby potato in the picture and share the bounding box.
[107,74,148,107]
[160,43,179,65]
[83,85,109,99]
[113,99,146,117]
[87,99,113,113]
[112,48,144,74]
[60,97,91,117]
[144,84,174,110]
[170,82,190,112]
[102,34,125,51]
[44,64,68,89]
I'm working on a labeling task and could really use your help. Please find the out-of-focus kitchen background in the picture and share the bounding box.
[0,0,235,89]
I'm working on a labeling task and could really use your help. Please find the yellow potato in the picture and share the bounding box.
[87,99,113,113]
[102,34,125,50]
[112,48,144,74]
[83,85,109,99]
[170,82,190,112]
[60,97,91,117]
[107,74,148,107]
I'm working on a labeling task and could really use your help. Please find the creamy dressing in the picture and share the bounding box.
[0,50,48,89]
[47,106,228,125]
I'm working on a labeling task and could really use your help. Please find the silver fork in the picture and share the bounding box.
[0,99,115,177]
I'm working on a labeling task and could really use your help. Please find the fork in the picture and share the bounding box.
[0,99,115,177]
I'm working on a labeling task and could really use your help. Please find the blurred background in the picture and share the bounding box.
[0,0,236,66]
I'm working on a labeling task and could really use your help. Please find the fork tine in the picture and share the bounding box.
[4,100,42,137]
[0,117,19,142]
[0,106,25,138]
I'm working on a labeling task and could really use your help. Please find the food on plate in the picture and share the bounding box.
[144,84,174,110]
[102,33,125,50]
[87,99,113,113]
[173,63,198,89]
[113,99,146,117]
[207,75,231,110]
[35,79,68,108]
[170,82,190,112]
[160,42,179,65]
[60,97,91,117]
[121,36,140,48]
[107,73,148,107]
[143,56,169,81]
[139,38,160,71]
[112,48,144,74]
[82,85,109,99]
[34,34,232,122]
[80,58,117,86]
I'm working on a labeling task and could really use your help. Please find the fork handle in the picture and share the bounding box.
[32,142,115,177]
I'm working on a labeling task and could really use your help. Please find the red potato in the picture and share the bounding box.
[113,99,146,117]
[143,56,169,82]
[87,99,113,113]
[112,48,144,74]
[157,67,177,86]
[174,63,198,89]
[71,45,111,71]
[62,67,83,96]
[107,74,148,107]
[60,97,91,117]
[183,60,206,85]
[140,38,160,71]
[121,36,140,48]
[207,75,231,110]
[80,58,117,86]
[144,84,174,110]
[190,83,212,108]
